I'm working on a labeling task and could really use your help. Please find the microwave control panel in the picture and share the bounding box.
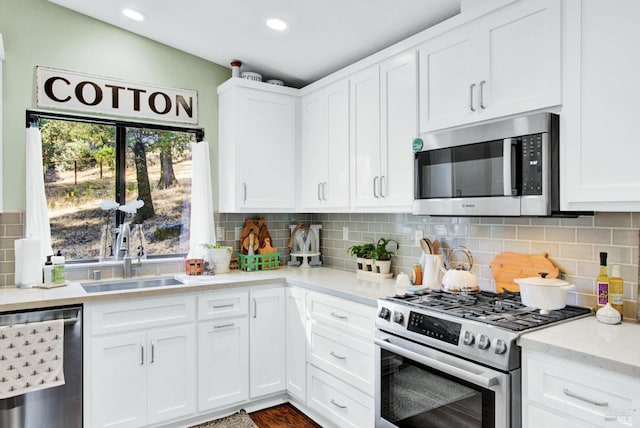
[521,134,543,195]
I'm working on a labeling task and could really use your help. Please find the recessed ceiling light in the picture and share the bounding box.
[122,8,145,22]
[266,18,288,31]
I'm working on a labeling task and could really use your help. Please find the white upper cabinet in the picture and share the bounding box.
[561,0,640,211]
[218,79,297,212]
[350,51,417,211]
[419,0,561,133]
[300,79,350,211]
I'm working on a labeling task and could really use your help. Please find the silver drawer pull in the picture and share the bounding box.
[330,351,346,360]
[563,388,609,407]
[330,312,348,320]
[140,342,144,366]
[212,304,234,309]
[331,399,347,409]
[214,323,235,329]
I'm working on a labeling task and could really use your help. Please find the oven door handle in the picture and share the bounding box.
[503,138,517,196]
[375,337,499,388]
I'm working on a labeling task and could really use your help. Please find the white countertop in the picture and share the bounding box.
[518,316,640,378]
[0,267,397,312]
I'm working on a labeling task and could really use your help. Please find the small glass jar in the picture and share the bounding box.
[412,263,423,286]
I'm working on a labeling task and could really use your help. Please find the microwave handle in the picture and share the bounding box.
[503,139,517,196]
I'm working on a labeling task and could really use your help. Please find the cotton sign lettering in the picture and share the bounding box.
[36,66,198,124]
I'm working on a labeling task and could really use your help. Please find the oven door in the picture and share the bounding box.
[375,331,513,428]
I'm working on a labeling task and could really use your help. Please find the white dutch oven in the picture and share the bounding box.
[514,274,575,314]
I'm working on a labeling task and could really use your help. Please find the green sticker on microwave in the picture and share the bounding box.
[412,137,423,152]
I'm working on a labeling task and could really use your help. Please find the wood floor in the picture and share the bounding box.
[250,403,321,428]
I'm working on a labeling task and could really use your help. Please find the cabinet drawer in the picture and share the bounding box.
[525,351,640,427]
[307,365,374,428]
[308,323,374,395]
[526,403,598,428]
[87,295,195,335]
[307,292,376,340]
[198,291,248,320]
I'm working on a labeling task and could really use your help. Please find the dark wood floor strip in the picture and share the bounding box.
[250,403,321,428]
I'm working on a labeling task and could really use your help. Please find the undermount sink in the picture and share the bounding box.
[81,276,183,293]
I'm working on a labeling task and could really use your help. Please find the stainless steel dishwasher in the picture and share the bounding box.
[0,305,82,428]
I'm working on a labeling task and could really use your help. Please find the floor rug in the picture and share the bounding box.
[189,410,259,428]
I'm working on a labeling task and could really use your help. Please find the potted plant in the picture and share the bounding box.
[373,238,399,274]
[202,243,233,274]
[346,243,375,271]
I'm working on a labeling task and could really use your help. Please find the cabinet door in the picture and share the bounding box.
[380,51,417,211]
[481,0,561,118]
[300,90,328,210]
[90,332,147,428]
[562,0,640,211]
[198,318,249,411]
[236,88,296,211]
[250,287,286,397]
[147,325,196,425]
[285,287,307,402]
[350,66,381,208]
[324,79,350,210]
[418,26,479,133]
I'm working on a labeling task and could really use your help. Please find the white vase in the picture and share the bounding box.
[209,247,232,274]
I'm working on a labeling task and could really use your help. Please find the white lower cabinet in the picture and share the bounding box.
[307,365,374,428]
[523,349,640,428]
[86,296,197,428]
[249,286,286,398]
[286,286,307,402]
[197,291,249,412]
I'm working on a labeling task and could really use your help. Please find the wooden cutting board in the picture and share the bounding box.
[489,252,560,292]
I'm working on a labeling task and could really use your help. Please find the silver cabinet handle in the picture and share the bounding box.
[330,311,348,320]
[242,182,247,202]
[562,388,609,407]
[214,323,235,329]
[330,399,347,409]
[253,298,257,319]
[469,83,476,112]
[212,303,234,309]
[317,182,322,201]
[322,182,327,201]
[140,342,144,366]
[330,351,346,360]
[479,80,486,110]
[373,176,379,198]
[151,341,155,364]
[380,176,386,198]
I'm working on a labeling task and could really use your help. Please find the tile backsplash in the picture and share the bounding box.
[314,212,640,319]
[2,210,638,319]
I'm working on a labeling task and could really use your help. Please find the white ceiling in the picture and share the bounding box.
[46,0,461,88]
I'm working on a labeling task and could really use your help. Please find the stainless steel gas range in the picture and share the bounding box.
[374,289,591,428]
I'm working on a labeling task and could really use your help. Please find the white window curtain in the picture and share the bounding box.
[187,140,216,259]
[25,126,53,263]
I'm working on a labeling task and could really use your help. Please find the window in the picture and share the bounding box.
[35,112,202,262]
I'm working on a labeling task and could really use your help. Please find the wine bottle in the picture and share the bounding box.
[609,264,624,317]
[596,252,609,307]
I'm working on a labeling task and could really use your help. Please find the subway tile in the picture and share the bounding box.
[577,228,611,244]
[0,212,22,225]
[564,292,577,305]
[0,261,14,274]
[478,239,503,253]
[503,240,530,254]
[516,226,545,241]
[612,229,639,246]
[480,217,504,225]
[531,217,560,226]
[623,283,636,301]
[595,246,631,265]
[559,243,594,261]
[0,237,17,250]
[575,292,597,309]
[0,225,6,237]
[469,225,492,238]
[432,224,448,236]
[504,217,530,225]
[530,241,558,257]
[561,216,594,227]
[456,238,479,251]
[550,258,577,276]
[632,213,640,229]
[576,261,599,278]
[491,226,516,239]
[595,212,632,228]
[623,300,637,320]
[448,224,469,237]
[374,213,392,222]
[545,227,576,243]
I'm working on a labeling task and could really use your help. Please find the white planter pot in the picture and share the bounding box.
[356,257,365,270]
[375,260,392,274]
[364,258,374,272]
[207,247,233,274]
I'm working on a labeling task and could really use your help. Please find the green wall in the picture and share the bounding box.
[0,0,230,210]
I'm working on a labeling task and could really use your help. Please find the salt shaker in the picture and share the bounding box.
[230,60,241,78]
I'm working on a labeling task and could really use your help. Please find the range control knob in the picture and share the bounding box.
[393,311,404,324]
[477,334,491,350]
[494,339,507,354]
[378,307,391,321]
[462,331,475,346]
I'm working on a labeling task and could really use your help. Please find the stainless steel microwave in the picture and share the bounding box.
[413,113,564,217]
